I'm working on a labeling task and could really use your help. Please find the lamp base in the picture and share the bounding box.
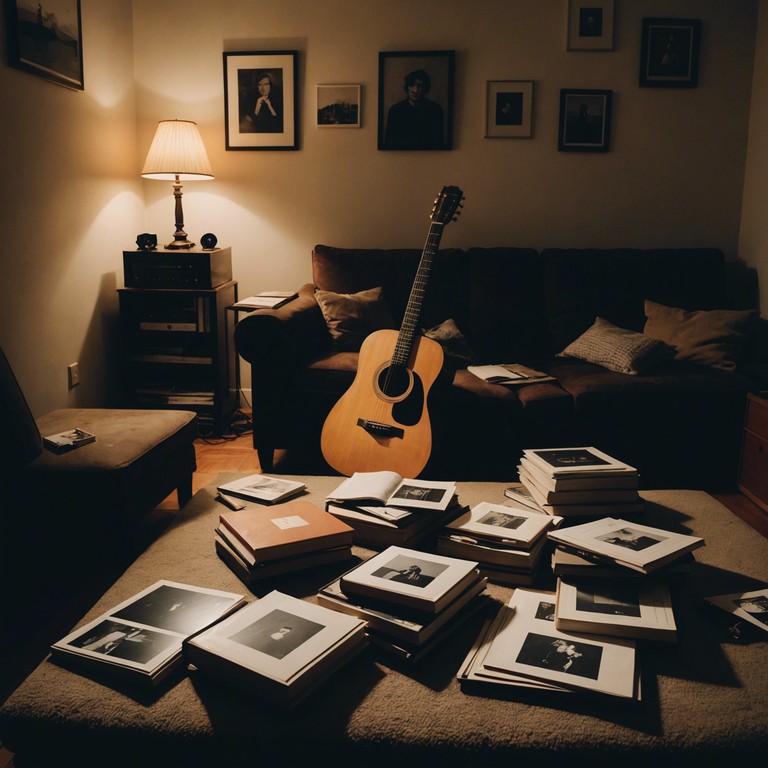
[165,238,196,250]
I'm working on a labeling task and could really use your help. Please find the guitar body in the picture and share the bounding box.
[321,329,444,478]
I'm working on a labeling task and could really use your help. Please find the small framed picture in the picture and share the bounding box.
[378,50,455,150]
[317,84,361,128]
[567,0,614,51]
[485,81,534,138]
[5,0,84,90]
[639,18,701,88]
[223,50,298,150]
[558,89,612,153]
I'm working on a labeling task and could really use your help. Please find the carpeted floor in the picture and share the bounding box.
[1,478,766,766]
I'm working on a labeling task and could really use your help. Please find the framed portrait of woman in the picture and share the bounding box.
[223,50,298,150]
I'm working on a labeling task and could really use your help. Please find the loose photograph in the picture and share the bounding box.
[372,553,448,588]
[598,526,666,552]
[517,632,603,679]
[112,583,241,635]
[69,620,176,663]
[477,509,526,530]
[378,50,454,150]
[575,585,642,617]
[231,608,324,660]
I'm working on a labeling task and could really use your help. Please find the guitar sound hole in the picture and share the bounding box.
[377,364,411,398]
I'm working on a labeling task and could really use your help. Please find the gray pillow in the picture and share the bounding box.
[314,286,395,352]
[558,317,673,375]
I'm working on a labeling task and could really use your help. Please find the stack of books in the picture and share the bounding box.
[458,588,641,700]
[215,500,355,587]
[545,516,706,643]
[51,580,247,687]
[319,545,487,662]
[325,471,463,549]
[216,473,306,506]
[436,501,563,585]
[517,446,644,517]
[185,590,367,708]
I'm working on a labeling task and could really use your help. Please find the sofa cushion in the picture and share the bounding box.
[315,286,395,352]
[557,317,674,375]
[423,318,475,366]
[643,300,758,371]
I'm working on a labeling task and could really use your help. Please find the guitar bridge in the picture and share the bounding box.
[356,418,404,439]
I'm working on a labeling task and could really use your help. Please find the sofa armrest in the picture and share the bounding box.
[234,283,329,371]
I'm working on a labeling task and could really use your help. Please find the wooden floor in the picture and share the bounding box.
[1,427,766,765]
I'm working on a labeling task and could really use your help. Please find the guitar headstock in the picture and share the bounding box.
[431,185,465,225]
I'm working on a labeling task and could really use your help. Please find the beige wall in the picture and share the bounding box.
[741,0,768,314]
[0,0,142,414]
[0,0,763,414]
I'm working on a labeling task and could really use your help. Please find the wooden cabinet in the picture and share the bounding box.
[118,281,238,436]
[738,393,768,513]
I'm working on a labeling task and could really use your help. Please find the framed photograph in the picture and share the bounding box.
[639,18,701,88]
[317,84,361,128]
[567,0,614,51]
[485,80,534,138]
[223,50,298,150]
[558,89,612,153]
[378,50,454,150]
[4,0,84,90]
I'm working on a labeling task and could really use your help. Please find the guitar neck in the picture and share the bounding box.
[392,221,445,366]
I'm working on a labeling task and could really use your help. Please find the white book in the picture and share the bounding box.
[328,471,457,512]
[217,474,306,505]
[442,501,560,548]
[705,588,768,634]
[467,363,555,386]
[51,581,246,687]
[233,292,298,310]
[523,447,637,477]
[481,589,638,699]
[339,545,481,614]
[555,578,677,642]
[547,517,704,574]
[185,590,367,707]
[519,458,640,492]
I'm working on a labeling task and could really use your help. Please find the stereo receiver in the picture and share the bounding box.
[123,247,232,289]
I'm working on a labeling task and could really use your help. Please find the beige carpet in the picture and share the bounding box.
[1,477,766,766]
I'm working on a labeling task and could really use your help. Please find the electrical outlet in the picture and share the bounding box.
[68,362,80,388]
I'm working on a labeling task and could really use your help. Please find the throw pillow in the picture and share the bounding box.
[643,300,758,371]
[315,286,395,352]
[557,317,673,375]
[422,318,475,365]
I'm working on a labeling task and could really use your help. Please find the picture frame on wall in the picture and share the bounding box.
[558,89,612,152]
[567,0,614,51]
[485,80,534,138]
[639,18,701,88]
[317,84,361,128]
[223,50,298,150]
[5,0,84,90]
[378,50,454,150]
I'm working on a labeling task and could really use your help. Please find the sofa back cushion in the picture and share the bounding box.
[541,248,726,353]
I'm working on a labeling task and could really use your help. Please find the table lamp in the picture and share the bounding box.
[141,119,213,250]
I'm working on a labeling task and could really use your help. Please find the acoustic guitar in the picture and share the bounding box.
[320,185,464,478]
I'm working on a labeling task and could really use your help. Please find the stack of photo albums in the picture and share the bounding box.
[436,501,563,585]
[459,516,705,698]
[214,499,355,587]
[517,446,644,518]
[324,471,463,549]
[318,545,488,662]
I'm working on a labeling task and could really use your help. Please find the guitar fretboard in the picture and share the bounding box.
[392,221,445,366]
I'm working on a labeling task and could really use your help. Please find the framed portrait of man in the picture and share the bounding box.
[378,50,454,151]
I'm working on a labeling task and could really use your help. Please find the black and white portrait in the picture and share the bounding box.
[378,51,454,150]
[231,608,323,660]
[478,510,526,530]
[71,620,174,663]
[372,553,448,588]
[598,527,666,552]
[517,632,602,679]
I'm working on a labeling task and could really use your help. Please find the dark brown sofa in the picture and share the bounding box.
[234,245,762,490]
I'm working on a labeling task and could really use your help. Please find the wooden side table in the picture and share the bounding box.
[738,392,768,513]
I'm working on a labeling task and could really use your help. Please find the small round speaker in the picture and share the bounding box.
[201,232,218,250]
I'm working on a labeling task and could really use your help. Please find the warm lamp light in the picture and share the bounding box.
[141,119,213,250]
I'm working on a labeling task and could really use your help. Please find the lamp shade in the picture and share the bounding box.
[141,119,213,180]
